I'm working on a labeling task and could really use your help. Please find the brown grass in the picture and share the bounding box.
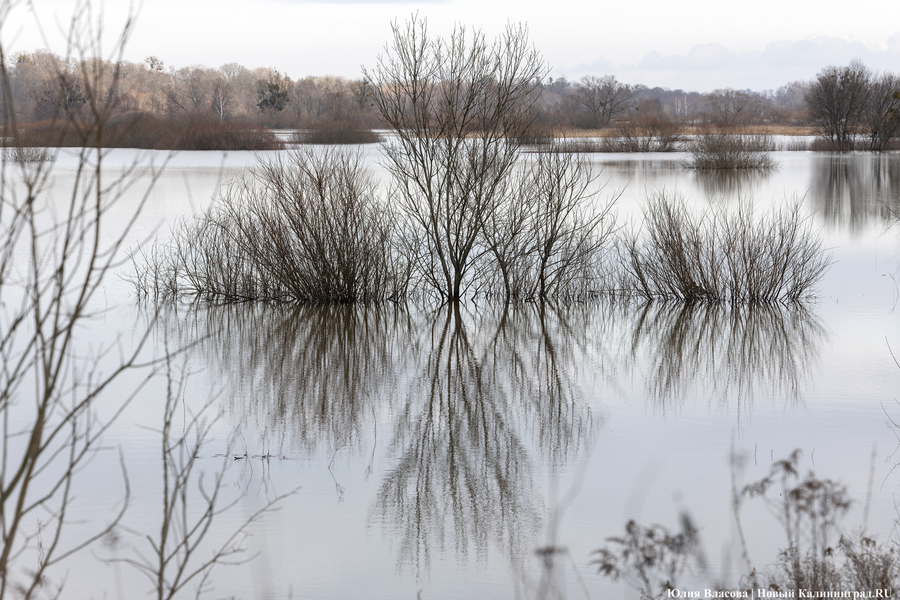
[5,113,283,151]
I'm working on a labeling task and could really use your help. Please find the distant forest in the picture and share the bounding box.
[1,51,810,131]
[3,51,898,152]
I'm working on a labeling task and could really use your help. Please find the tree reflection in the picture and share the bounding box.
[483,302,607,466]
[809,154,900,234]
[373,303,542,575]
[689,168,770,200]
[624,302,825,415]
[161,302,413,457]
[151,297,826,577]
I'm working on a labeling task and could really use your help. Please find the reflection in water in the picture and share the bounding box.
[624,302,825,415]
[809,153,900,234]
[373,303,607,575]
[162,303,414,457]
[596,158,683,175]
[374,305,541,575]
[689,169,771,200]
[153,298,825,579]
[484,303,605,466]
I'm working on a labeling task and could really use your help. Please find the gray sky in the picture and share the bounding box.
[4,0,900,91]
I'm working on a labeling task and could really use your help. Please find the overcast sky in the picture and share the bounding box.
[3,0,900,92]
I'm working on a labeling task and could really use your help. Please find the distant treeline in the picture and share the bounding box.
[1,51,897,148]
[2,50,807,129]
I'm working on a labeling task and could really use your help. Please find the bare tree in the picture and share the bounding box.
[106,353,296,600]
[209,74,231,120]
[806,60,872,151]
[363,16,547,300]
[704,88,766,125]
[863,71,900,151]
[0,2,167,597]
[572,75,635,128]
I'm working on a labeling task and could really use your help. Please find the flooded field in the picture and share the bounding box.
[6,147,900,599]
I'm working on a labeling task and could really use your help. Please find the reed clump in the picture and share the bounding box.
[620,191,831,302]
[684,129,778,169]
[134,147,410,304]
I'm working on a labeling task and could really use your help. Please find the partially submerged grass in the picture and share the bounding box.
[620,191,831,302]
[779,137,811,151]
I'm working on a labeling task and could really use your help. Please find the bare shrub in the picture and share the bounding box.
[0,3,169,597]
[620,191,831,302]
[683,129,778,170]
[135,147,409,304]
[482,144,618,301]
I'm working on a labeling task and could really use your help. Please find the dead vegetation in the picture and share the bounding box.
[620,191,831,302]
[594,450,900,599]
[683,129,778,170]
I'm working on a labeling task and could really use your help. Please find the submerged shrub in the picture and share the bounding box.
[134,147,410,304]
[684,129,778,169]
[620,191,831,302]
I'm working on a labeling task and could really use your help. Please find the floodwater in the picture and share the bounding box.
[7,147,900,599]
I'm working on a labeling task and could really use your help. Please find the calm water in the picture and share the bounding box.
[11,148,900,599]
